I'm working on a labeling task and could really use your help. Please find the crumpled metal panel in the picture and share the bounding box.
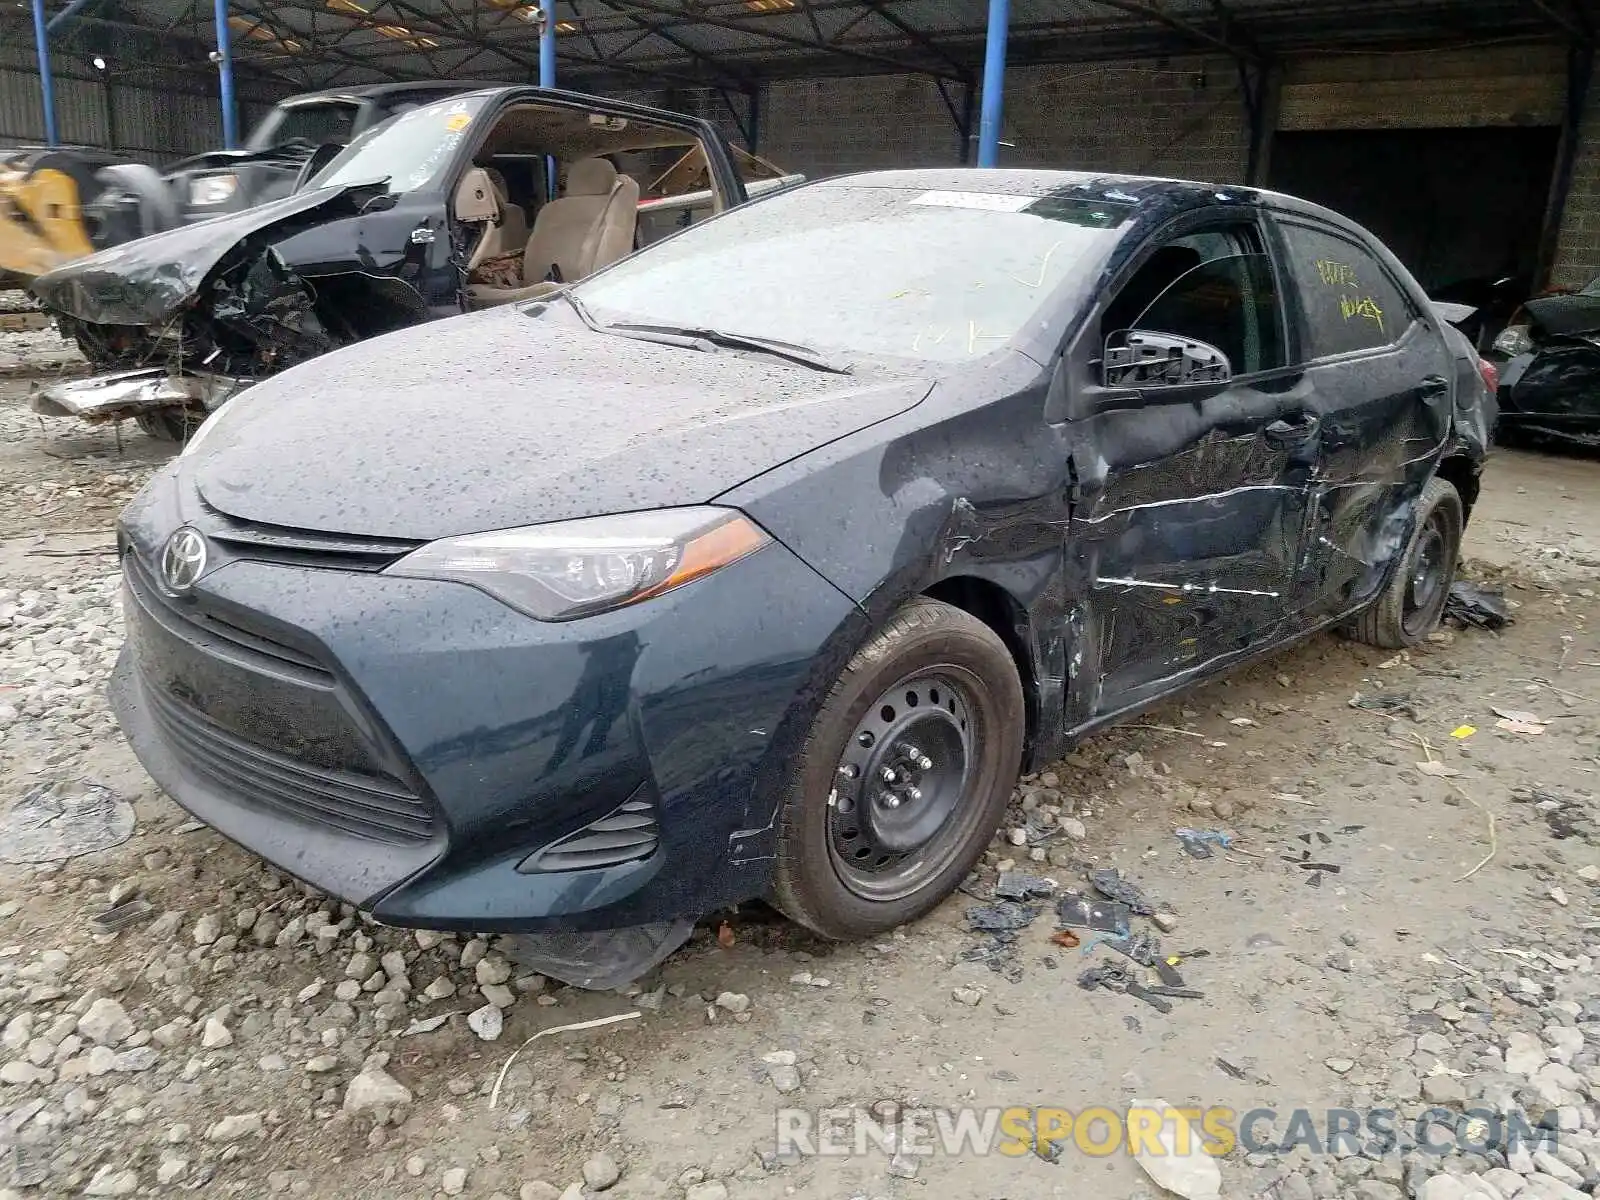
[28,183,372,327]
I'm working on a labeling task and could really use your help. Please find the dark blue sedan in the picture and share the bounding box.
[110,169,1491,980]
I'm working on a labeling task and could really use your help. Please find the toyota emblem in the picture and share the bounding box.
[160,527,208,593]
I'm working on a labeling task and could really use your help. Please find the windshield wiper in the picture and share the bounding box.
[602,320,853,375]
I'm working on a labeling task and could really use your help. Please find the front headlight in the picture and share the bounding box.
[383,507,770,621]
[188,174,239,207]
[1492,325,1533,357]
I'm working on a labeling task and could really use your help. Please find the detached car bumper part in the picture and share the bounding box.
[31,368,253,423]
[109,486,857,933]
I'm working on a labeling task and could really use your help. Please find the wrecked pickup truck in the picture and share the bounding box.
[30,86,799,441]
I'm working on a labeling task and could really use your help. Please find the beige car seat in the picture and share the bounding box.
[468,157,640,308]
[465,168,530,271]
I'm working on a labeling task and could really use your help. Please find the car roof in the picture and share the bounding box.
[281,81,517,105]
[816,168,1373,243]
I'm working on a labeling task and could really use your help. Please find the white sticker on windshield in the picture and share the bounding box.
[909,190,1032,212]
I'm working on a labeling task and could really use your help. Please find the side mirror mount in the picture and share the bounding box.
[1103,330,1232,390]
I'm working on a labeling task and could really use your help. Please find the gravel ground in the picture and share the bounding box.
[1,366,1599,1200]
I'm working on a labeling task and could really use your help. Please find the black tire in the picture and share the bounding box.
[134,408,201,444]
[1347,477,1464,649]
[771,597,1025,939]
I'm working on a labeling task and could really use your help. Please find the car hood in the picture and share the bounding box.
[29,182,377,327]
[184,304,932,541]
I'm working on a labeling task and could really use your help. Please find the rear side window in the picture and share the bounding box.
[1278,221,1414,358]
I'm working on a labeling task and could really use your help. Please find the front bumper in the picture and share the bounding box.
[110,479,862,932]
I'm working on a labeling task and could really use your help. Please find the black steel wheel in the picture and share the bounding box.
[772,597,1024,939]
[1347,476,1464,649]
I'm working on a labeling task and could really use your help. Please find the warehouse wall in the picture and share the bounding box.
[1553,54,1600,288]
[0,37,278,159]
[744,55,1249,185]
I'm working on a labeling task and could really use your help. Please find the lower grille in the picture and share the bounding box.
[144,680,435,844]
[521,790,659,872]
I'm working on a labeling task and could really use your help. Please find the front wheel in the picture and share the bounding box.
[1347,476,1464,649]
[771,597,1025,939]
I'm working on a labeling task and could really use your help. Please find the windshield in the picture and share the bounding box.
[249,102,359,151]
[310,94,489,194]
[573,183,1131,363]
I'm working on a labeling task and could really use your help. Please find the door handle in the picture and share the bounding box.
[1265,411,1320,445]
[1419,374,1449,400]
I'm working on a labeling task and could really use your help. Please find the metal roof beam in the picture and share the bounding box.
[589,0,758,86]
[229,0,414,80]
[603,0,966,80]
[1529,0,1593,41]
[1083,0,1261,62]
[859,0,974,78]
[259,0,717,87]
[1206,0,1265,59]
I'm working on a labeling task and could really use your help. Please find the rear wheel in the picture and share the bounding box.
[1347,477,1463,649]
[771,597,1024,939]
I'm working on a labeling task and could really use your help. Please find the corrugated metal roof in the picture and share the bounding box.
[6,0,1567,94]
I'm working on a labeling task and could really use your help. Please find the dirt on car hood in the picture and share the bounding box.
[183,303,931,541]
[29,182,379,327]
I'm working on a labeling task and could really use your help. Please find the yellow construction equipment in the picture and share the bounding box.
[0,147,119,286]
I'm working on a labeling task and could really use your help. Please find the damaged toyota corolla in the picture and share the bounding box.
[111,169,1492,986]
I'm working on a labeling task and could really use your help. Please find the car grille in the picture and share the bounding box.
[144,682,436,844]
[198,506,421,573]
[521,790,659,872]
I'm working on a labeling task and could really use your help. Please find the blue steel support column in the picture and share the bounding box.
[975,0,1009,168]
[30,0,58,146]
[540,0,556,193]
[214,0,238,149]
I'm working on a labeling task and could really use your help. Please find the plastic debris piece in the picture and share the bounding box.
[1156,958,1185,987]
[1492,706,1546,725]
[1130,1097,1223,1200]
[488,1011,641,1108]
[1050,929,1081,949]
[1216,1057,1247,1080]
[1444,581,1512,630]
[992,872,1056,902]
[1057,892,1131,936]
[1144,985,1205,999]
[1416,760,1461,777]
[1495,717,1545,736]
[1228,717,1257,727]
[965,902,1039,933]
[958,935,1023,983]
[1090,869,1155,915]
[401,1012,458,1037]
[1125,984,1173,1013]
[90,898,154,934]
[1106,931,1162,967]
[1077,959,1132,992]
[0,780,135,864]
[1451,725,1476,739]
[1175,828,1232,859]
[1350,691,1420,721]
[502,918,693,990]
[1297,862,1341,873]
